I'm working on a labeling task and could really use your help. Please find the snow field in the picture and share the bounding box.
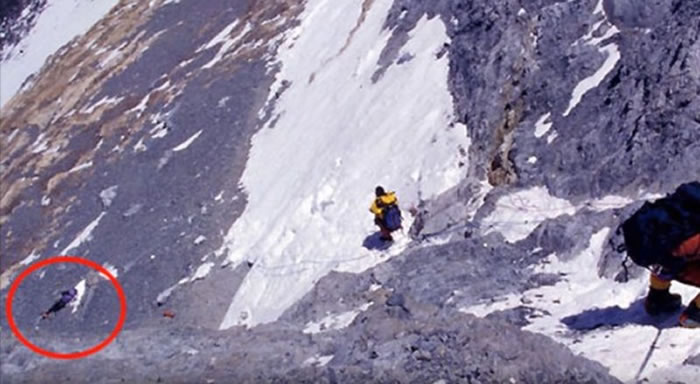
[219,0,469,328]
[1,0,119,108]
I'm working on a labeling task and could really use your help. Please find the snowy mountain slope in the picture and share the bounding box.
[218,0,469,329]
[1,0,699,382]
[0,0,119,107]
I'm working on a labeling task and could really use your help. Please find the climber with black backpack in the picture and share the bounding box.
[41,288,78,320]
[370,186,402,242]
[621,181,700,328]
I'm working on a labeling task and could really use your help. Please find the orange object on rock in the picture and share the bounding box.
[163,310,175,318]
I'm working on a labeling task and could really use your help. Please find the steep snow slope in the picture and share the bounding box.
[0,0,119,107]
[219,0,468,328]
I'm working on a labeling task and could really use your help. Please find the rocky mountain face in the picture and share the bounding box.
[1,0,699,382]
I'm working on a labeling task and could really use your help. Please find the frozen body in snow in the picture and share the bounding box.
[42,287,79,319]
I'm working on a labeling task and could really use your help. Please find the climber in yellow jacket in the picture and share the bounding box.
[370,186,401,242]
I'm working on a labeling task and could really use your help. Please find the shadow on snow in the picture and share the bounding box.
[561,298,681,331]
[362,232,392,251]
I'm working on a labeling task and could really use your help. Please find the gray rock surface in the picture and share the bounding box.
[2,296,620,383]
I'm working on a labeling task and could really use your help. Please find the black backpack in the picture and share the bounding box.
[621,181,700,270]
[383,204,402,231]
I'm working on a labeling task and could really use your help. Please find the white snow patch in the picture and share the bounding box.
[178,262,215,285]
[41,196,51,206]
[100,263,118,280]
[593,0,605,15]
[527,156,537,164]
[588,25,620,47]
[100,48,122,67]
[69,279,87,313]
[563,44,620,116]
[30,133,49,154]
[60,212,106,254]
[564,1,620,117]
[214,191,224,201]
[150,121,169,138]
[156,285,177,305]
[219,0,468,329]
[172,130,202,152]
[218,96,230,107]
[200,19,240,51]
[303,354,334,367]
[133,137,147,152]
[6,129,19,143]
[546,131,558,144]
[534,113,552,138]
[128,94,151,117]
[581,195,633,212]
[67,161,93,174]
[81,96,123,115]
[481,186,576,243]
[1,0,119,107]
[303,302,372,334]
[99,185,118,208]
[20,251,40,266]
[194,235,207,245]
[199,21,250,69]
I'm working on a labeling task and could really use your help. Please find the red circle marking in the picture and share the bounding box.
[5,256,127,360]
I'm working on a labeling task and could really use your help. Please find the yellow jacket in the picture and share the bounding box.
[370,192,398,219]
